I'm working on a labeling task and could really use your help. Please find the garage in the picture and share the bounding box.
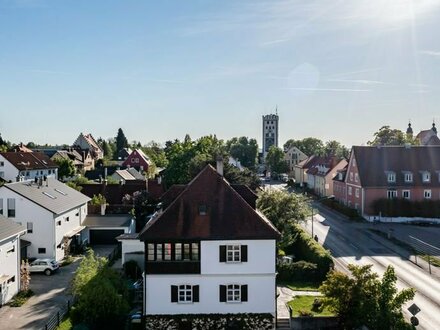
[89,229,125,245]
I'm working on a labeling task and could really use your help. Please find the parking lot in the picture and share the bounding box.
[0,259,80,330]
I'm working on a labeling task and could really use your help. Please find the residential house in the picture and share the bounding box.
[341,145,440,217]
[9,143,33,153]
[306,156,348,197]
[0,216,26,306]
[284,146,308,175]
[73,133,104,164]
[293,156,320,186]
[110,168,146,184]
[333,166,348,205]
[122,149,151,172]
[0,178,90,261]
[117,148,132,161]
[50,149,85,174]
[0,152,58,182]
[139,164,280,327]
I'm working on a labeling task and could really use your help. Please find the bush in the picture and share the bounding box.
[285,225,333,280]
[277,261,318,281]
[9,290,34,307]
[123,260,141,280]
[322,199,360,219]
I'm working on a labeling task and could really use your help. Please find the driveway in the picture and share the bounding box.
[0,259,80,330]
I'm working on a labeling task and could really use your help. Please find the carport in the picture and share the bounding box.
[83,215,134,245]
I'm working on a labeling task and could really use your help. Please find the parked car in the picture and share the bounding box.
[29,259,59,276]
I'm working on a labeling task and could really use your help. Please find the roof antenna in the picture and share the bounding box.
[275,105,278,115]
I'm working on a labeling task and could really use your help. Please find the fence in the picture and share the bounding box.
[42,298,73,330]
[409,236,440,274]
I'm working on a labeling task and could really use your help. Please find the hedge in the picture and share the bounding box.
[285,225,333,280]
[321,199,360,219]
[373,198,440,218]
[277,260,318,281]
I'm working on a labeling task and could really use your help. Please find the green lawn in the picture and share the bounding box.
[57,317,72,330]
[288,295,334,317]
[278,280,321,291]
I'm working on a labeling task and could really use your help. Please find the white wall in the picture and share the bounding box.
[201,240,276,275]
[145,274,276,315]
[0,235,21,305]
[0,155,19,182]
[0,155,57,182]
[120,239,144,265]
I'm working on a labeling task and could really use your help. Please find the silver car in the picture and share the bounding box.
[29,259,59,276]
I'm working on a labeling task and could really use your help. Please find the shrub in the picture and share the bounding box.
[277,261,318,281]
[372,198,440,218]
[9,290,34,307]
[322,199,360,219]
[298,309,314,317]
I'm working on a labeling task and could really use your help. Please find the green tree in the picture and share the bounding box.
[114,128,128,158]
[257,190,310,247]
[324,140,350,159]
[284,137,325,156]
[142,141,169,168]
[53,158,75,179]
[266,146,288,174]
[320,264,415,330]
[227,136,258,169]
[368,126,418,146]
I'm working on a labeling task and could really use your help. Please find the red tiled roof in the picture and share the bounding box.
[353,145,440,187]
[140,165,280,241]
[0,152,58,170]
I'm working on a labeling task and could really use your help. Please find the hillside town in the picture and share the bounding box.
[0,115,440,330]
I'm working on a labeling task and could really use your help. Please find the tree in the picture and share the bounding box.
[368,126,418,146]
[324,140,349,159]
[53,157,76,179]
[320,264,415,330]
[283,137,325,156]
[227,136,258,169]
[266,146,288,174]
[142,141,169,168]
[114,128,128,158]
[257,190,310,247]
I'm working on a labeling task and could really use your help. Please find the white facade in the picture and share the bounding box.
[118,238,144,269]
[145,239,276,316]
[0,155,57,182]
[0,188,88,261]
[0,233,23,305]
[284,146,308,174]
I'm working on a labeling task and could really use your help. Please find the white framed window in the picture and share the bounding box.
[178,285,192,303]
[404,173,413,183]
[348,186,352,196]
[27,222,33,234]
[402,190,410,199]
[0,161,4,166]
[226,245,240,262]
[355,188,359,198]
[424,190,431,199]
[387,190,397,199]
[355,173,359,182]
[56,220,62,226]
[387,172,396,183]
[422,172,431,182]
[226,284,241,302]
[7,198,15,218]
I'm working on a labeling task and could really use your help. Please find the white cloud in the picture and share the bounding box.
[419,50,440,57]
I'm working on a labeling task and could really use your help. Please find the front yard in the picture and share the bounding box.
[288,295,334,317]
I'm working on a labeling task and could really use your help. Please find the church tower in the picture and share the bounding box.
[262,109,279,158]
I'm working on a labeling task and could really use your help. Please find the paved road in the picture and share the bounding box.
[305,205,440,330]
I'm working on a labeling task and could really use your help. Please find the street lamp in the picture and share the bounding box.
[310,195,335,239]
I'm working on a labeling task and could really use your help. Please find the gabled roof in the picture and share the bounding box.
[73,133,103,154]
[140,165,280,241]
[3,178,91,214]
[9,143,33,153]
[127,168,145,180]
[0,215,26,242]
[0,152,58,170]
[294,155,320,170]
[133,149,151,165]
[306,156,343,177]
[353,145,440,187]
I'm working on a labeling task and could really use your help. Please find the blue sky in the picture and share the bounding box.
[1,0,440,148]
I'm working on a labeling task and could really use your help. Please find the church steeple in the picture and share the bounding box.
[432,121,437,135]
[406,121,413,137]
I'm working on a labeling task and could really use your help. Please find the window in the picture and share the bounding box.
[147,244,155,261]
[38,248,46,254]
[191,243,199,261]
[55,189,67,196]
[219,284,248,303]
[387,190,397,199]
[43,192,56,199]
[27,222,33,234]
[348,186,352,196]
[164,243,172,261]
[422,172,431,182]
[6,246,15,254]
[65,216,70,222]
[56,220,61,226]
[7,198,15,217]
[198,204,207,215]
[131,158,135,163]
[175,243,182,261]
[219,245,248,263]
[0,198,3,215]
[0,161,4,166]
[156,244,163,261]
[404,173,413,183]
[355,188,359,198]
[387,172,396,183]
[424,190,432,199]
[171,285,199,303]
[7,276,15,284]
[354,203,359,210]
[183,244,190,260]
[403,190,411,199]
[355,173,359,182]
[227,245,240,262]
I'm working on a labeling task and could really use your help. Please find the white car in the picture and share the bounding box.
[29,259,59,276]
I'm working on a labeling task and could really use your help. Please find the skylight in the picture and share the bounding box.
[43,192,56,199]
[55,189,67,196]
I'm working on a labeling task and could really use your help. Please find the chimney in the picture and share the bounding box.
[216,156,224,177]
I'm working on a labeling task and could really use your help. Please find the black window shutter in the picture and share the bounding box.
[193,285,199,302]
[241,245,248,262]
[241,285,248,302]
[219,285,226,302]
[171,285,178,303]
[219,245,226,262]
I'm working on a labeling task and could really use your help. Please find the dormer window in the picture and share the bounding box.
[404,172,413,183]
[387,172,396,183]
[198,204,207,215]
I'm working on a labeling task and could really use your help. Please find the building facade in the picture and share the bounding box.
[122,149,151,172]
[284,146,308,175]
[262,113,279,158]
[0,152,58,182]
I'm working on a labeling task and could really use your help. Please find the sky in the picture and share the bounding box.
[1,0,440,148]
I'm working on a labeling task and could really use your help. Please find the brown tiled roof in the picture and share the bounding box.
[306,156,342,177]
[1,152,58,170]
[9,143,32,153]
[294,155,322,170]
[140,165,280,241]
[353,145,440,187]
[160,184,186,207]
